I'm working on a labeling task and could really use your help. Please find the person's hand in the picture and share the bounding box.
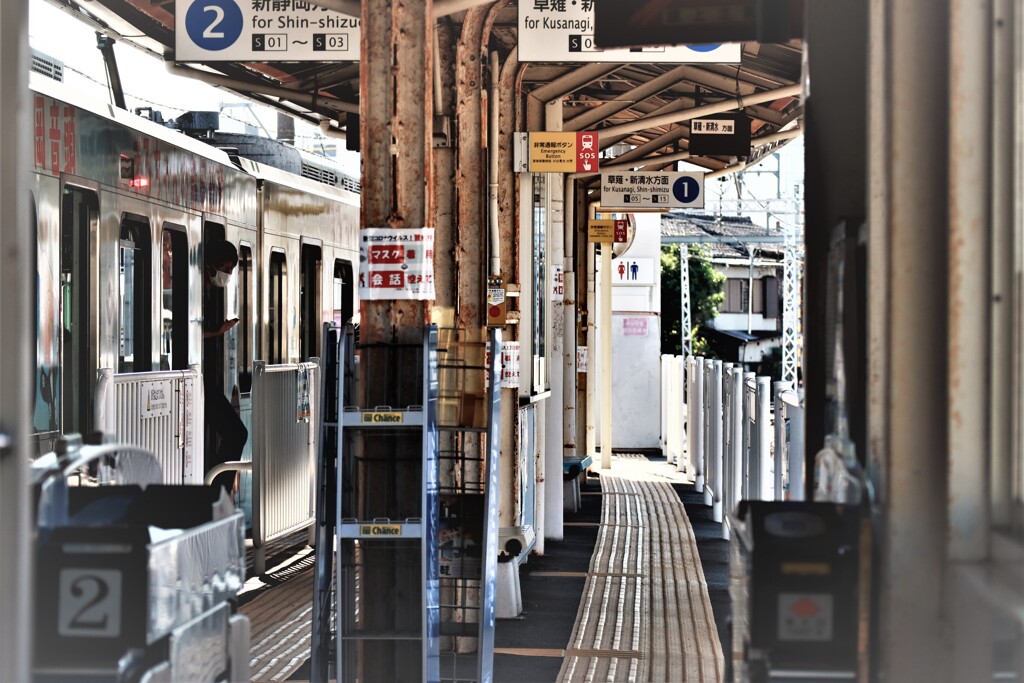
[220,318,239,334]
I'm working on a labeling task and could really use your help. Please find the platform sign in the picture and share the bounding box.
[689,113,751,157]
[358,228,435,300]
[528,132,599,173]
[175,0,360,62]
[588,219,615,243]
[601,171,705,209]
[519,0,741,63]
[612,258,655,285]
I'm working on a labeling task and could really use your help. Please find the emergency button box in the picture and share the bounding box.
[730,500,860,677]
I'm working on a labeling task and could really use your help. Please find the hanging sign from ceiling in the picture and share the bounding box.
[601,171,705,209]
[175,0,360,62]
[518,0,740,63]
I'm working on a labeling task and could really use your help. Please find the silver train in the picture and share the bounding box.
[28,74,360,471]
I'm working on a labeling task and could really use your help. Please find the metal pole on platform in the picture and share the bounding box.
[0,0,32,678]
[600,243,612,469]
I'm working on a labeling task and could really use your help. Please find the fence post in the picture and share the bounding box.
[756,377,772,500]
[742,372,756,499]
[728,368,744,521]
[676,357,687,472]
[721,363,734,529]
[661,355,670,462]
[788,398,806,501]
[773,381,792,500]
[710,360,724,523]
[691,357,706,492]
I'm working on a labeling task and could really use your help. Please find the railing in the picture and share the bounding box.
[249,359,320,574]
[665,355,805,538]
[660,354,687,469]
[774,382,805,501]
[94,365,203,484]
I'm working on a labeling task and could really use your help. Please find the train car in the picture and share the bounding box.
[28,73,360,484]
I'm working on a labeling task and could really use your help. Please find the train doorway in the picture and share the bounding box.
[59,184,98,437]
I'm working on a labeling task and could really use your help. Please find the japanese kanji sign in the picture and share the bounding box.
[175,0,360,62]
[519,0,741,63]
[588,219,628,243]
[528,132,599,173]
[358,228,436,301]
[601,171,705,209]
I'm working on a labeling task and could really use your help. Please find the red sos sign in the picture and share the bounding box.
[576,132,599,173]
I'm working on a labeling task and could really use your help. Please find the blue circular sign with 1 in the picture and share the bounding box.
[185,0,243,52]
[672,176,701,204]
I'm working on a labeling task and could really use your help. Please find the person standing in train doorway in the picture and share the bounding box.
[203,240,248,494]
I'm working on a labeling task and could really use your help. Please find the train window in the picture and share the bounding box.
[118,215,151,373]
[60,187,98,435]
[268,251,287,364]
[333,260,354,328]
[239,244,253,393]
[160,227,189,370]
[532,173,548,393]
[300,244,322,361]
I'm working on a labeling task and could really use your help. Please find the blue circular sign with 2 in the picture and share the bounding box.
[672,176,701,204]
[685,44,723,53]
[185,0,243,52]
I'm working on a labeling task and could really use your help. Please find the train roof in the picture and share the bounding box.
[29,72,242,174]
[237,155,361,207]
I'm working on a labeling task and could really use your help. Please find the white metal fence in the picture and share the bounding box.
[94,365,203,484]
[250,359,319,574]
[664,355,805,538]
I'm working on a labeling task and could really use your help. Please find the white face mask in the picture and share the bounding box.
[211,270,231,287]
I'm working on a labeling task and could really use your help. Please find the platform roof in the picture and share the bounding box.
[41,0,802,176]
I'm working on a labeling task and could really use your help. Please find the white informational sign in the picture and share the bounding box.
[692,117,738,135]
[359,228,436,301]
[175,0,360,62]
[296,366,311,422]
[576,345,588,373]
[500,341,521,389]
[601,171,705,210]
[58,568,122,638]
[612,257,655,286]
[622,317,649,337]
[552,265,565,301]
[140,381,173,419]
[778,593,834,641]
[518,1,740,63]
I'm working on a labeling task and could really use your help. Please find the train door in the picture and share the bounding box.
[203,221,228,394]
[267,249,287,364]
[333,259,354,329]
[59,184,98,436]
[299,242,322,361]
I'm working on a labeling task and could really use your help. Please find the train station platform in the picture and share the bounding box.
[238,453,728,683]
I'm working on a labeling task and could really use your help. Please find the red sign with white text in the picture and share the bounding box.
[577,131,599,173]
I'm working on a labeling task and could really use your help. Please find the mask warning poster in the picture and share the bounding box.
[358,228,436,301]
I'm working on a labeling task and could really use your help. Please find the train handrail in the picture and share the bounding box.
[204,460,253,486]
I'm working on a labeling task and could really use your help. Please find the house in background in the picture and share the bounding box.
[661,211,785,372]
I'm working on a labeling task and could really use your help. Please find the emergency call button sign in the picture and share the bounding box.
[527,131,600,173]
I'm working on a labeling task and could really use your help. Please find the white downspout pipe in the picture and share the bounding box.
[489,51,501,277]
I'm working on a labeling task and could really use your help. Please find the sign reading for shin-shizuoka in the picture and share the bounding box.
[175,0,360,62]
[518,0,741,63]
[601,171,705,209]
[359,228,436,301]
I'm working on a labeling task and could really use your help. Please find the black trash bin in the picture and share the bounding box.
[731,500,860,681]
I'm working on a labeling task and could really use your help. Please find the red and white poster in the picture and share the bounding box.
[552,265,565,302]
[358,228,436,300]
[500,341,521,389]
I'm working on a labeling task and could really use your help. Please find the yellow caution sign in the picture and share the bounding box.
[360,524,403,536]
[361,411,404,424]
[588,220,616,243]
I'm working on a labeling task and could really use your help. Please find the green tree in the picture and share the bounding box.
[660,245,725,356]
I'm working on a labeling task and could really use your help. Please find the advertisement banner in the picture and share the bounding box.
[358,228,436,301]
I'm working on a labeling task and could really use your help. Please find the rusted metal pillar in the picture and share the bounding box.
[357,4,434,680]
[360,0,433,343]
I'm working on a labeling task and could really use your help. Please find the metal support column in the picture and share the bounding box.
[0,0,32,679]
[679,244,692,358]
[600,243,612,470]
[781,223,800,385]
